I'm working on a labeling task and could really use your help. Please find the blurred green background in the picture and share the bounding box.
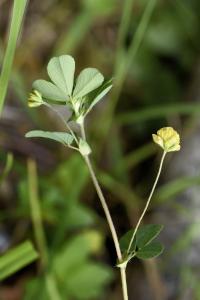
[1,0,200,299]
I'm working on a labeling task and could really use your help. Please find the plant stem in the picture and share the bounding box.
[27,159,61,300]
[121,267,129,300]
[127,151,167,253]
[80,123,128,300]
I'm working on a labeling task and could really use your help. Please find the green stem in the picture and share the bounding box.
[27,159,61,300]
[127,151,167,253]
[121,267,129,300]
[45,274,62,300]
[80,123,128,300]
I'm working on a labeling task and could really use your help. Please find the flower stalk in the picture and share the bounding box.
[127,150,167,253]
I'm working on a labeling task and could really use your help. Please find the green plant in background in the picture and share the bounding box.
[0,241,38,281]
[26,55,181,299]
[25,158,112,300]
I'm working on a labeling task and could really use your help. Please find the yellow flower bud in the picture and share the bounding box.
[28,90,44,107]
[152,127,180,152]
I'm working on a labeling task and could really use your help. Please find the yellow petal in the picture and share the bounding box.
[152,127,180,152]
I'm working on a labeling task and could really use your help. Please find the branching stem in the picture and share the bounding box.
[80,122,128,300]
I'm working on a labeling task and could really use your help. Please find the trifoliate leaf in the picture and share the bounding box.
[33,80,67,102]
[47,55,75,96]
[119,229,136,254]
[85,79,112,115]
[136,224,164,249]
[73,68,104,99]
[136,241,164,259]
[25,130,74,146]
[119,224,163,255]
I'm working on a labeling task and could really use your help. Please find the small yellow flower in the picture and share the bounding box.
[152,127,180,152]
[28,90,44,107]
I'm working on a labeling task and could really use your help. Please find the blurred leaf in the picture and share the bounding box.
[65,205,95,230]
[52,232,111,298]
[146,14,184,54]
[53,234,94,279]
[47,155,93,248]
[73,68,104,98]
[0,241,38,280]
[83,230,104,254]
[33,80,67,102]
[52,154,88,202]
[25,130,74,146]
[136,241,164,259]
[136,224,163,248]
[24,278,47,300]
[47,55,75,96]
[52,231,112,299]
[64,262,113,300]
[170,223,200,255]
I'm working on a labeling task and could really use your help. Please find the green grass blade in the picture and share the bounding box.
[115,143,156,171]
[115,0,135,56]
[154,174,200,205]
[0,241,38,281]
[27,159,62,300]
[117,103,200,124]
[0,0,27,115]
[0,152,13,184]
[99,0,157,141]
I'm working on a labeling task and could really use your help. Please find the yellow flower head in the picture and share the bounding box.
[28,90,44,107]
[152,127,180,152]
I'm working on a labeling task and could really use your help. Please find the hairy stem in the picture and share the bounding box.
[80,123,128,300]
[127,151,167,253]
